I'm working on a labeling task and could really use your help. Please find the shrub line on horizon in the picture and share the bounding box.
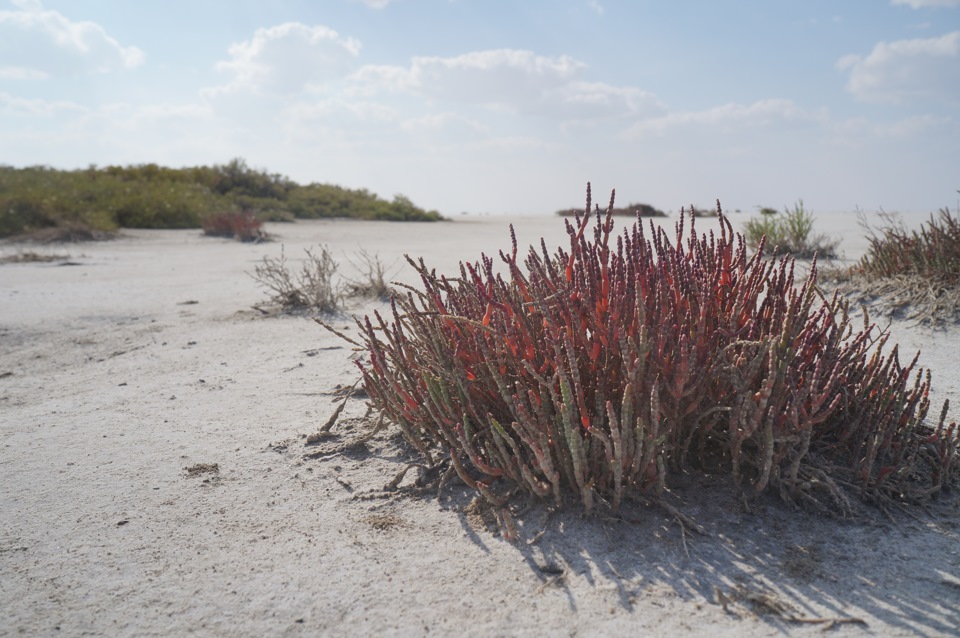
[337,185,957,520]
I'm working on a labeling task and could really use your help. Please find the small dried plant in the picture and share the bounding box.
[0,250,70,264]
[252,245,342,313]
[340,185,957,519]
[344,249,396,300]
[838,207,960,322]
[202,210,265,242]
[743,201,838,259]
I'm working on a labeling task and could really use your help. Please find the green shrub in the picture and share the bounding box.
[556,201,666,217]
[743,200,839,259]
[287,185,442,221]
[341,185,957,524]
[110,182,218,229]
[0,194,58,237]
[0,162,443,238]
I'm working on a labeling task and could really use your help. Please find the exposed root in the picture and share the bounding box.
[303,413,385,460]
[717,585,868,629]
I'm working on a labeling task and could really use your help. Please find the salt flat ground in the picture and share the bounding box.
[1,211,958,637]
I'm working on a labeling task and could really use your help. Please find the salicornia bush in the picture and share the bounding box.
[353,186,956,515]
[202,209,265,242]
[743,200,839,259]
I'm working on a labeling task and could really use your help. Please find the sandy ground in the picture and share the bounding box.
[1,212,959,637]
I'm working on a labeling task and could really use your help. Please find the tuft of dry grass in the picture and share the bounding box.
[0,251,70,264]
[344,249,397,300]
[333,184,957,520]
[857,208,960,282]
[251,245,343,314]
[831,207,960,324]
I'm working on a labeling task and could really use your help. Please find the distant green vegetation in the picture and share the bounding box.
[742,200,839,259]
[556,201,666,217]
[0,158,444,238]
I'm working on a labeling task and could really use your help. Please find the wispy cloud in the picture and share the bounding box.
[625,99,827,138]
[405,49,587,109]
[891,0,960,8]
[0,90,86,116]
[348,48,656,120]
[399,112,485,134]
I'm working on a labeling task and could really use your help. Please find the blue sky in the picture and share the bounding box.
[1,0,958,216]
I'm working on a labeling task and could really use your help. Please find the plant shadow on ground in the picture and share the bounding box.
[507,481,958,633]
[299,414,959,634]
[460,471,960,633]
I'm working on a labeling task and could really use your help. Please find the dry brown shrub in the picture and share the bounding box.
[251,245,343,314]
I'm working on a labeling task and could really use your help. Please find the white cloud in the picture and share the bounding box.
[544,81,664,120]
[411,49,586,107]
[588,1,604,16]
[891,0,960,8]
[284,98,399,124]
[0,1,143,78]
[626,99,827,137]
[464,135,560,152]
[349,49,654,120]
[879,114,952,136]
[347,64,418,95]
[213,22,361,94]
[0,66,45,79]
[349,49,575,106]
[838,31,960,103]
[356,0,392,7]
[11,0,43,10]
[399,112,485,134]
[135,103,214,122]
[0,91,85,116]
